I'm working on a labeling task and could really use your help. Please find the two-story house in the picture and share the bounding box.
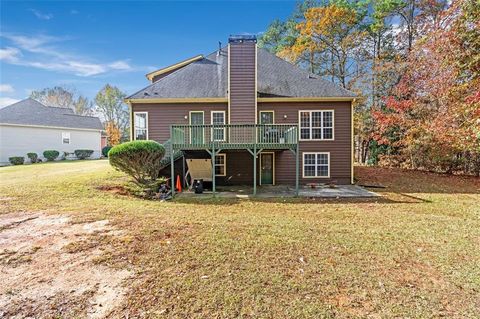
[125,35,355,196]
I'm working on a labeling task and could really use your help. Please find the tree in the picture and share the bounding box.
[278,4,368,88]
[95,84,129,143]
[372,0,480,175]
[30,86,93,116]
[105,121,122,146]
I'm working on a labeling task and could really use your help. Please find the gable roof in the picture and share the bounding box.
[126,47,355,101]
[0,98,103,130]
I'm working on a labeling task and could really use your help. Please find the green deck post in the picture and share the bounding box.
[212,141,216,196]
[295,145,299,196]
[253,144,257,196]
[170,127,175,198]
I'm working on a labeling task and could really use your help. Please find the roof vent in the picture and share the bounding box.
[228,34,257,44]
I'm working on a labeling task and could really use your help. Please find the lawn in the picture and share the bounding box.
[0,160,479,318]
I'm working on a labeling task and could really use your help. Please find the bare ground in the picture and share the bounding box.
[0,212,131,319]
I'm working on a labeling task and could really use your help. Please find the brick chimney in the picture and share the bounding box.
[228,35,257,124]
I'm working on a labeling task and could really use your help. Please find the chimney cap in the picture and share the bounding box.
[228,34,257,43]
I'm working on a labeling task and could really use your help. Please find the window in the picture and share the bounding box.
[215,154,226,176]
[303,152,330,178]
[259,111,274,124]
[211,111,226,141]
[134,112,148,140]
[62,132,70,144]
[299,110,334,140]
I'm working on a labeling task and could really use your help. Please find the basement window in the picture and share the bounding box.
[215,154,226,176]
[303,152,330,178]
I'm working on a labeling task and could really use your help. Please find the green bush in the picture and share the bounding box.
[9,156,25,165]
[43,150,60,161]
[74,149,94,160]
[102,146,112,157]
[109,140,165,186]
[27,152,38,163]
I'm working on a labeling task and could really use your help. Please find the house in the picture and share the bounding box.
[125,35,355,195]
[0,98,104,165]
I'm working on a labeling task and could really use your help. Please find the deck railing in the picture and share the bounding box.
[171,124,298,149]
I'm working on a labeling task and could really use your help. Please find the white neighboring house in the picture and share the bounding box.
[0,98,104,165]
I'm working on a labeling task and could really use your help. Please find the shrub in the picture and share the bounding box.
[74,149,94,160]
[43,150,60,161]
[102,146,112,157]
[109,140,165,186]
[27,152,38,163]
[9,156,25,165]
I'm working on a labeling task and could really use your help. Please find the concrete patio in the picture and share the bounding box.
[176,184,379,199]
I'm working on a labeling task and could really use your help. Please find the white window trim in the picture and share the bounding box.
[259,110,275,124]
[133,112,149,140]
[298,110,335,141]
[214,153,227,176]
[211,111,226,142]
[62,132,71,144]
[302,152,330,178]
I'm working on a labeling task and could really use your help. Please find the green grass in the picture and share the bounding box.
[1,160,479,318]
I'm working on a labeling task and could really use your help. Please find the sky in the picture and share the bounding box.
[0,0,296,107]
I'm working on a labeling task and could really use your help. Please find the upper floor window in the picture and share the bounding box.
[134,112,148,140]
[299,110,334,140]
[211,111,226,141]
[62,132,70,144]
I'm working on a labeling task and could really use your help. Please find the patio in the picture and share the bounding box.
[175,184,378,199]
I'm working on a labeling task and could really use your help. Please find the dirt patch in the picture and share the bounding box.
[96,185,130,196]
[0,212,132,318]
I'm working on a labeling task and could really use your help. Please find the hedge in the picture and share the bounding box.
[74,149,94,160]
[43,150,60,161]
[9,156,25,165]
[27,152,38,163]
[109,140,165,186]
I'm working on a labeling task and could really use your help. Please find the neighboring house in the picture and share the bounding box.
[0,98,104,165]
[126,35,355,195]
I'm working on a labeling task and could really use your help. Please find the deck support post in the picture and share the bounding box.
[253,144,257,196]
[211,142,216,197]
[295,145,299,197]
[170,127,175,198]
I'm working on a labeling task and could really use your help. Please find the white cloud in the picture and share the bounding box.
[0,32,134,77]
[0,97,20,108]
[29,9,53,20]
[70,9,79,15]
[0,47,21,62]
[108,60,132,70]
[0,84,14,93]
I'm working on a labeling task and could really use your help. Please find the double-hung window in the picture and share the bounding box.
[211,111,226,141]
[214,154,226,176]
[62,132,70,144]
[299,110,334,140]
[134,112,148,140]
[303,152,330,178]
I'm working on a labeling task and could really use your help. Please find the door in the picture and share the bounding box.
[190,111,204,145]
[260,153,274,185]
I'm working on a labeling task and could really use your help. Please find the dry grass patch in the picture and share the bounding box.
[0,160,479,318]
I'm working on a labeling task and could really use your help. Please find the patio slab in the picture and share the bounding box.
[176,185,379,199]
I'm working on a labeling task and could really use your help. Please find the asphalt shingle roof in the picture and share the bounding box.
[0,98,103,130]
[128,47,355,99]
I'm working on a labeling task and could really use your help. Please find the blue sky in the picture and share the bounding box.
[0,1,296,107]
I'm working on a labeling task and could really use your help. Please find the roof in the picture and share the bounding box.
[127,47,355,100]
[0,98,103,130]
